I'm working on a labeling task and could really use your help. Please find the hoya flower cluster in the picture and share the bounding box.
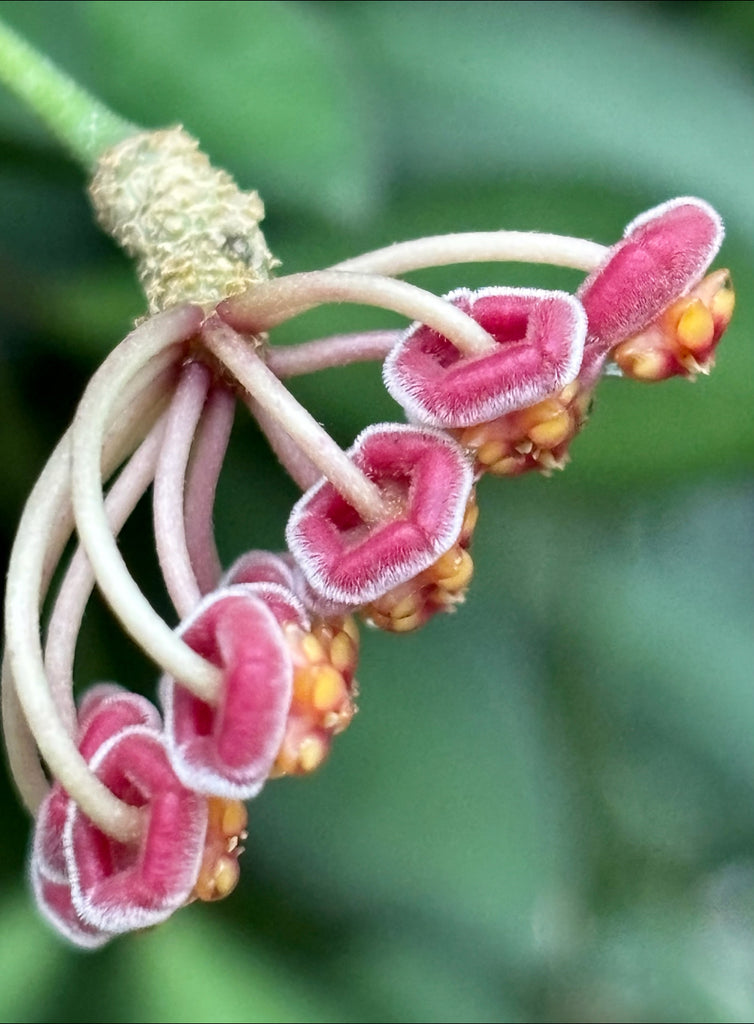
[1,128,733,947]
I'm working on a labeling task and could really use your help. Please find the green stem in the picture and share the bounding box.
[0,17,138,169]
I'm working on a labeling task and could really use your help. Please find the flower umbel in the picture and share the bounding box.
[0,117,734,947]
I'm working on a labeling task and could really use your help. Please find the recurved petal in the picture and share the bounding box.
[65,725,208,934]
[222,549,298,592]
[76,684,162,761]
[31,861,113,949]
[384,287,586,428]
[286,424,474,606]
[577,197,724,376]
[161,589,293,798]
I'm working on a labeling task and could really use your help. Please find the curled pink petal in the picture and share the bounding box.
[31,861,112,949]
[235,582,309,632]
[223,549,298,592]
[289,572,355,622]
[223,554,311,630]
[161,588,293,798]
[384,287,586,428]
[77,684,162,761]
[31,685,166,947]
[33,786,112,946]
[32,685,162,880]
[577,197,724,379]
[65,725,208,933]
[286,424,474,606]
[224,549,351,620]
[32,784,71,884]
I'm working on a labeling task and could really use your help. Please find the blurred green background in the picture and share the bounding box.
[0,2,753,1021]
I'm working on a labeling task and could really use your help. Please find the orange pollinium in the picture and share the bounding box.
[613,269,734,381]
[455,382,591,477]
[365,492,478,632]
[193,797,249,903]
[272,618,360,777]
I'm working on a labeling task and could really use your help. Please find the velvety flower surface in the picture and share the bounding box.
[383,287,586,428]
[224,559,360,776]
[31,686,191,946]
[577,197,728,382]
[222,549,298,593]
[286,424,474,606]
[161,587,293,798]
[32,785,112,949]
[65,725,208,933]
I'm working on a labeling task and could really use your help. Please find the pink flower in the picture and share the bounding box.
[381,287,590,478]
[31,685,207,945]
[160,588,294,799]
[286,424,474,608]
[383,287,586,428]
[64,726,208,934]
[577,197,732,382]
[222,559,360,777]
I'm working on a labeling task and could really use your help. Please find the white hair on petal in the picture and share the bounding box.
[64,725,207,934]
[383,288,586,428]
[623,196,724,253]
[160,588,293,798]
[31,862,112,949]
[286,424,474,605]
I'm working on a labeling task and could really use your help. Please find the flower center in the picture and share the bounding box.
[193,797,248,902]
[272,618,360,776]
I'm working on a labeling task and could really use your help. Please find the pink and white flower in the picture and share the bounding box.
[31,685,205,945]
[160,588,294,799]
[383,287,586,429]
[577,197,731,382]
[286,423,474,608]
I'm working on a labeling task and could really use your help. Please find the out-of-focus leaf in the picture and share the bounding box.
[117,912,340,1024]
[334,929,525,1024]
[0,891,68,1022]
[551,897,753,1022]
[253,588,583,968]
[473,476,754,864]
[336,1,754,232]
[565,483,754,786]
[0,164,97,269]
[84,0,381,222]
[37,270,143,357]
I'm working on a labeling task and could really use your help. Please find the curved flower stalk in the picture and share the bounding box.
[0,65,735,947]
